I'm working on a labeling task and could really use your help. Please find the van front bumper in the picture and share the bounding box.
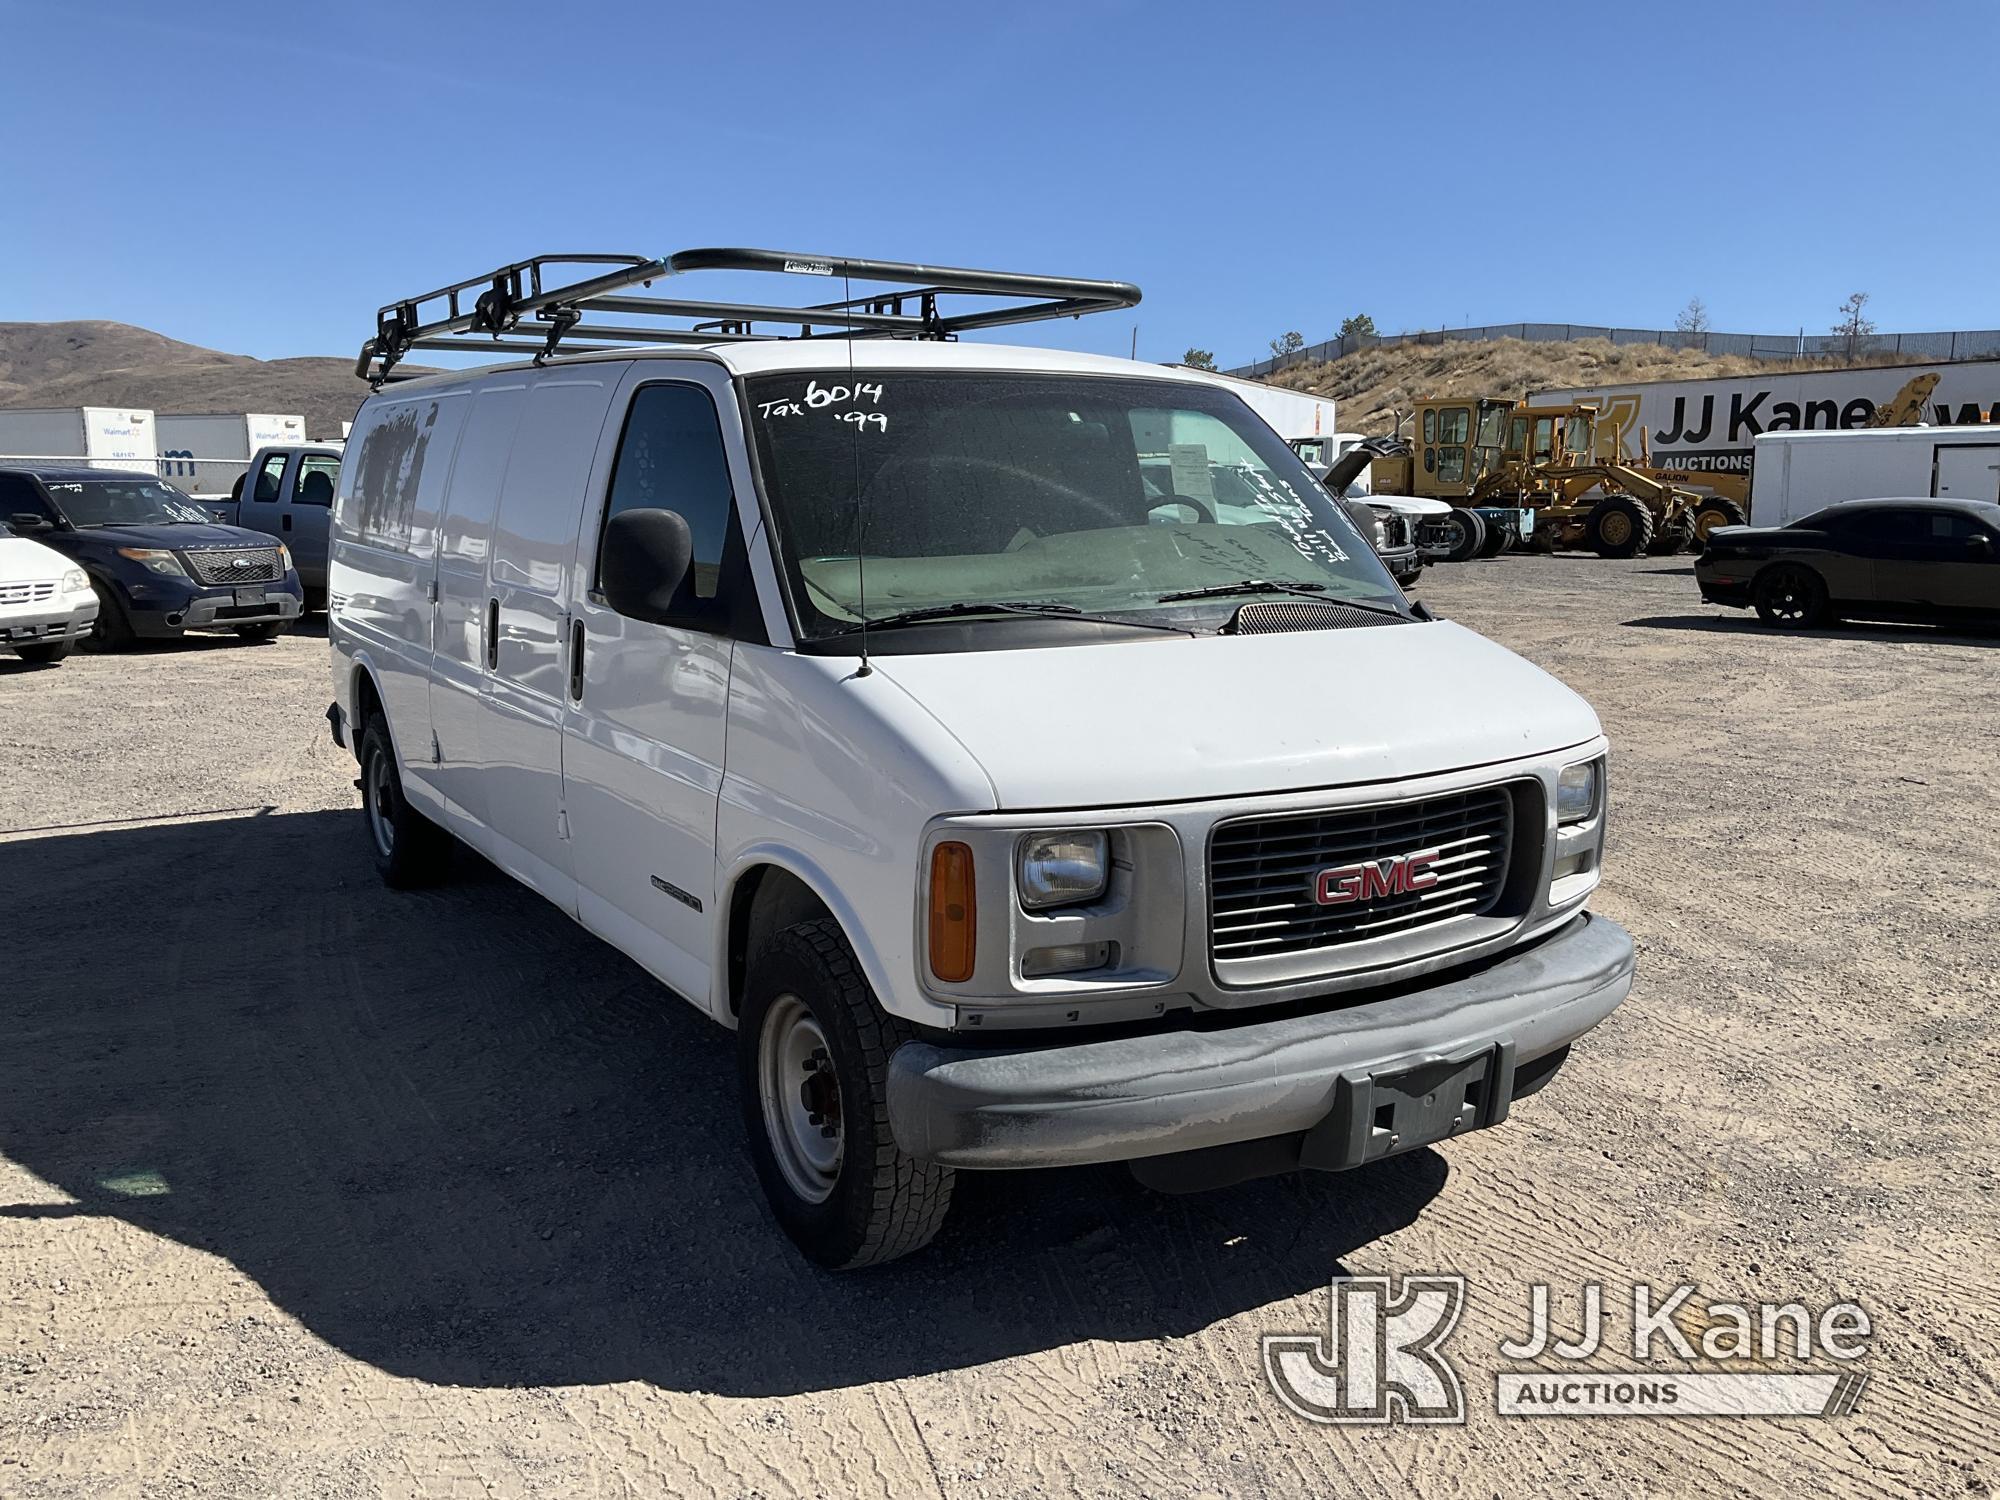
[886,912,1633,1170]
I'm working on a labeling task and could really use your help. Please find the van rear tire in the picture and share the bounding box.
[358,718,453,888]
[739,918,953,1268]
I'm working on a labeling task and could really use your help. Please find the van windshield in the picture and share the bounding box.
[744,372,1403,639]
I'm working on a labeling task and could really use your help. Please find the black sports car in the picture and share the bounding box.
[1695,497,2000,628]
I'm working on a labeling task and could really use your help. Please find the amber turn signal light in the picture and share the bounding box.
[928,841,976,982]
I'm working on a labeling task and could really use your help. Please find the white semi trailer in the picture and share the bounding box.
[1529,360,2000,483]
[1179,367,1338,445]
[1749,425,2000,526]
[0,407,157,471]
[156,413,308,497]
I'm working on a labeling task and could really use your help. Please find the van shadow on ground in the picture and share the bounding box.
[0,809,1445,1396]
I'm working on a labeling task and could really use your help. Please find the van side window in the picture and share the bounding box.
[597,383,734,605]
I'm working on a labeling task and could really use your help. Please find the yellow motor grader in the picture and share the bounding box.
[1371,395,1737,558]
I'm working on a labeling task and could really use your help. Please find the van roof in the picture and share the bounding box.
[362,337,1228,397]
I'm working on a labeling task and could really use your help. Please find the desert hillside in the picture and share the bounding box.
[1263,338,1912,435]
[0,321,408,438]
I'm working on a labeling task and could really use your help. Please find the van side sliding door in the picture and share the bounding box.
[430,378,529,832]
[476,365,627,909]
[560,365,742,1007]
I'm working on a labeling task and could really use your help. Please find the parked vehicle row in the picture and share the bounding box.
[0,466,304,648]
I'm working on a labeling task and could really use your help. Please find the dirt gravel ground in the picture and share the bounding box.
[1,563,1995,1499]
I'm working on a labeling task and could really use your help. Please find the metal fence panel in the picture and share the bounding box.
[1226,322,2000,378]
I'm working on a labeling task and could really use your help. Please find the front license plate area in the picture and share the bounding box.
[1300,1042,1517,1172]
[235,586,266,606]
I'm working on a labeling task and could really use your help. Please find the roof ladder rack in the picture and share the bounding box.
[356,248,1141,385]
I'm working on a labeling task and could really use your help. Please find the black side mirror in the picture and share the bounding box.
[600,507,696,625]
[8,512,53,532]
[1967,533,1994,558]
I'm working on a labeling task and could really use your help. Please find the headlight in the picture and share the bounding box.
[62,569,89,593]
[116,547,187,578]
[1017,830,1109,910]
[278,543,293,569]
[1556,760,1600,824]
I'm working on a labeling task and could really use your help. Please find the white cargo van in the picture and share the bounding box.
[328,252,1633,1267]
[1751,425,2000,525]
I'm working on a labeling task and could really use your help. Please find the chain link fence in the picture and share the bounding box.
[1227,325,2000,380]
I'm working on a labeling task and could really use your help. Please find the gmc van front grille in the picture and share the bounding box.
[184,549,284,586]
[1208,785,1520,982]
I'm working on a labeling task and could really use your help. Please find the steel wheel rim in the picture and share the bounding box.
[1601,511,1632,546]
[758,993,842,1204]
[366,750,397,858]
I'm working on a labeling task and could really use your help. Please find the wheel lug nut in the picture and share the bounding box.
[807,1112,822,1126]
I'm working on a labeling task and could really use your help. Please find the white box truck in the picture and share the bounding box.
[1750,425,2000,525]
[156,413,308,498]
[1529,360,2000,482]
[0,407,157,472]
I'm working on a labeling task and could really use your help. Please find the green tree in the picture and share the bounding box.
[1182,348,1217,370]
[1268,330,1306,363]
[1339,313,1378,343]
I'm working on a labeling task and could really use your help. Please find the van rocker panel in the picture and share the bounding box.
[885,912,1632,1169]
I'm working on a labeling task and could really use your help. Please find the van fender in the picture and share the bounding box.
[712,843,952,1031]
[345,650,446,819]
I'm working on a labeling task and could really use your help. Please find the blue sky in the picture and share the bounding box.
[3,0,1994,369]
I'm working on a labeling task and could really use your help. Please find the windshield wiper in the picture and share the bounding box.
[1155,579,1409,618]
[831,600,1192,636]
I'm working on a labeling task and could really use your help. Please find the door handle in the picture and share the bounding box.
[568,619,585,702]
[485,598,499,670]
[282,514,292,531]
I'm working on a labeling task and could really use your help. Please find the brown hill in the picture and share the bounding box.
[1263,337,1912,435]
[0,321,414,439]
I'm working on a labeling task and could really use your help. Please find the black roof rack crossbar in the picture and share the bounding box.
[356,247,1140,384]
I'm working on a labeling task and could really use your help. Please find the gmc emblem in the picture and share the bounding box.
[1314,849,1442,906]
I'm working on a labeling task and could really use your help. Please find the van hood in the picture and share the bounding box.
[871,619,1601,809]
[0,534,76,585]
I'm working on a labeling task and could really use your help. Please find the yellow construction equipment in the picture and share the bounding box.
[1371,394,1719,557]
[1375,373,1955,556]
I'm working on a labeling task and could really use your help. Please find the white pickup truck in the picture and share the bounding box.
[205,443,343,609]
[328,250,1634,1268]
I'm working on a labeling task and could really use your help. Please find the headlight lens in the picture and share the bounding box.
[1017,830,1109,910]
[278,542,293,569]
[115,547,187,578]
[62,569,89,593]
[1556,760,1601,824]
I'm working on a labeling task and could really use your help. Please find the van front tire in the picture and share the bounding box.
[739,918,953,1268]
[358,718,453,888]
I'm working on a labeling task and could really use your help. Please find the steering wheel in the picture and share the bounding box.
[1147,492,1218,525]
